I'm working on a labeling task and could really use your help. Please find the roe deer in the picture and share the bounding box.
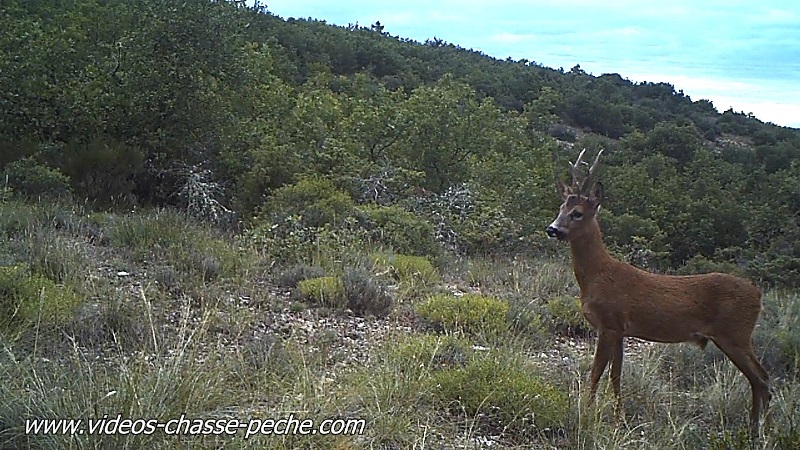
[545,149,770,436]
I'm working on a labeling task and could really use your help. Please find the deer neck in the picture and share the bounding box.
[568,218,614,290]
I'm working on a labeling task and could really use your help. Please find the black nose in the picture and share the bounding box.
[546,226,560,238]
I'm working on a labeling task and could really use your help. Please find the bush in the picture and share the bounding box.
[259,176,355,228]
[415,294,510,337]
[297,276,345,308]
[546,295,592,337]
[3,157,72,200]
[249,216,369,265]
[355,205,439,256]
[677,254,743,276]
[342,268,393,317]
[431,349,569,440]
[373,253,440,286]
[0,265,81,338]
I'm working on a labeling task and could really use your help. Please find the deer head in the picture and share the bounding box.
[546,149,604,241]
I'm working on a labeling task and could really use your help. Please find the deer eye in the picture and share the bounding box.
[570,211,583,220]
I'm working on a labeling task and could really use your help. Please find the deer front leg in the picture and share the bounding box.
[609,335,625,419]
[588,331,616,404]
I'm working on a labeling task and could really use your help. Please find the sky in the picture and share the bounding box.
[258,0,800,129]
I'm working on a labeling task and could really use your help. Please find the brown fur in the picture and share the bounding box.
[547,151,770,436]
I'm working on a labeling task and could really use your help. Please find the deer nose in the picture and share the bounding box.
[546,226,561,238]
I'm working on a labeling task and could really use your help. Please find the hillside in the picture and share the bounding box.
[2,1,800,448]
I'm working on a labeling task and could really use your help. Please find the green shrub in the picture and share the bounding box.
[415,294,510,336]
[342,268,393,317]
[431,349,569,440]
[259,175,355,228]
[0,265,81,338]
[451,200,521,255]
[677,254,743,276]
[355,205,439,256]
[373,253,440,285]
[0,203,38,238]
[707,428,752,450]
[746,254,800,287]
[297,276,345,308]
[546,295,592,337]
[249,216,369,265]
[166,237,245,283]
[3,157,72,200]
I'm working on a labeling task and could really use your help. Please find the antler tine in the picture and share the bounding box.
[569,148,587,188]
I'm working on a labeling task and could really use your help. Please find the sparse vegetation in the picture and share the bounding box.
[0,204,799,448]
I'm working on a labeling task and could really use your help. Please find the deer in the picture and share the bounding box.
[545,149,770,436]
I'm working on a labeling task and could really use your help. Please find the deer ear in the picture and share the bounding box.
[589,182,603,207]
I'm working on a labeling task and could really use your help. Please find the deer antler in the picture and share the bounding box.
[567,148,603,193]
[569,148,587,190]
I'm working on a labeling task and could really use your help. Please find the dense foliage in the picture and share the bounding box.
[3,0,800,285]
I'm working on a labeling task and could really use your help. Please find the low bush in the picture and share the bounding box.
[372,253,440,286]
[0,265,81,338]
[415,294,510,337]
[297,276,346,308]
[69,295,146,351]
[3,157,72,200]
[431,347,569,441]
[341,268,393,317]
[506,296,547,340]
[258,175,355,228]
[545,295,592,337]
[677,254,744,276]
[355,205,440,257]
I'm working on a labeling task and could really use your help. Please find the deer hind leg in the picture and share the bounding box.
[712,337,770,437]
[588,331,618,404]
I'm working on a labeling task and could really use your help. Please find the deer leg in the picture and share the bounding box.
[712,338,770,437]
[610,335,625,419]
[588,332,616,404]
